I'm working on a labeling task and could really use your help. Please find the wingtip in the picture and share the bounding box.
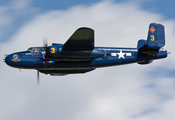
[77,27,94,31]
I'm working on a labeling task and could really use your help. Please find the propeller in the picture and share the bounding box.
[37,38,48,84]
[43,37,48,48]
[43,38,48,68]
[37,70,40,84]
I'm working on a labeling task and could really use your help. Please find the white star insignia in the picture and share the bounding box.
[117,50,125,59]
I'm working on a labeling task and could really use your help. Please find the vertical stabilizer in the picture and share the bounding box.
[147,23,165,49]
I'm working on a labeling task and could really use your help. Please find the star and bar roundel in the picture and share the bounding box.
[111,50,132,59]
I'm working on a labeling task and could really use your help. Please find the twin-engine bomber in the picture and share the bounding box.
[5,23,168,82]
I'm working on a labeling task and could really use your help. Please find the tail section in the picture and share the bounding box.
[147,23,165,49]
[137,23,167,65]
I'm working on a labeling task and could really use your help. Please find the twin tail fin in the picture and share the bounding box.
[147,23,165,49]
[137,23,165,50]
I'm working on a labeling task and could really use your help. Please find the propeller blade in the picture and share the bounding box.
[37,70,39,84]
[43,37,48,68]
[43,37,48,47]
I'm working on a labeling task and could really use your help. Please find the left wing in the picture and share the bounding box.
[62,27,94,50]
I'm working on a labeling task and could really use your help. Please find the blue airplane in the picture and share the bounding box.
[5,23,168,82]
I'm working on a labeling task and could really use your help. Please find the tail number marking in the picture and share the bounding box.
[151,35,155,41]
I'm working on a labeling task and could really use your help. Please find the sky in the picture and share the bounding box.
[1,0,175,120]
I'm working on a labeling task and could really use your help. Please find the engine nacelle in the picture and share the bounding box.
[46,44,104,61]
[46,44,62,60]
[137,60,153,65]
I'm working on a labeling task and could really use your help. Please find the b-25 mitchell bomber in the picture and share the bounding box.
[5,23,168,81]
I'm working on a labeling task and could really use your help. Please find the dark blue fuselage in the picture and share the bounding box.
[5,46,167,75]
[4,23,168,76]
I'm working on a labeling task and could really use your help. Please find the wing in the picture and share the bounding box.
[62,27,94,50]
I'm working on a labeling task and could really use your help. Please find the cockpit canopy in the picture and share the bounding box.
[27,47,45,52]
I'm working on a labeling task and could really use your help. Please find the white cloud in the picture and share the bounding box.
[0,0,38,42]
[11,0,31,10]
[1,1,175,120]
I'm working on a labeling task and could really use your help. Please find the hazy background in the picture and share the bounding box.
[1,0,175,120]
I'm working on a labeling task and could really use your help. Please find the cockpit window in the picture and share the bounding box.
[38,48,45,52]
[33,48,38,52]
[27,47,44,52]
